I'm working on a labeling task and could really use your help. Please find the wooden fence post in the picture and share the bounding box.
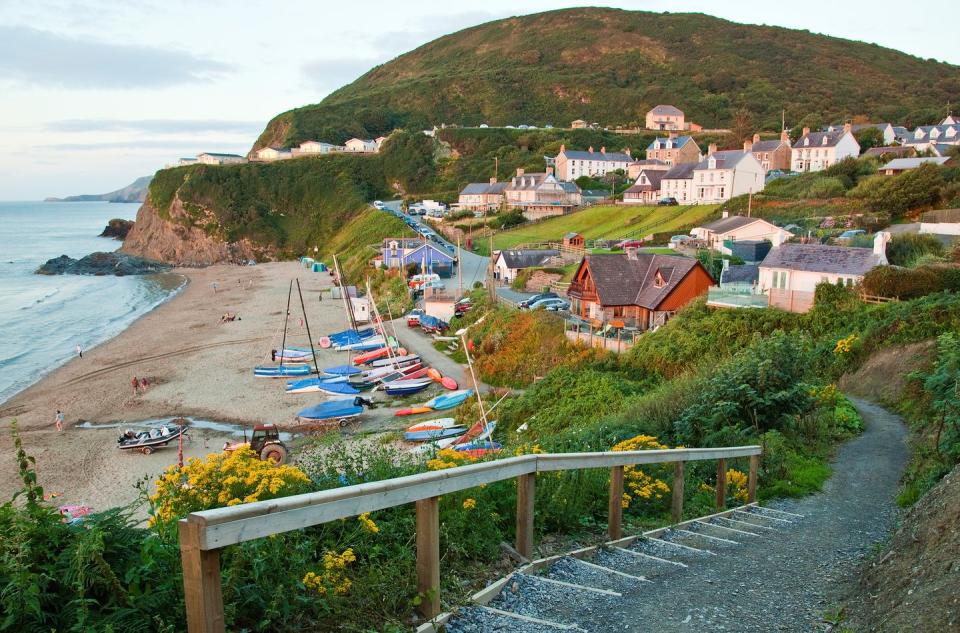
[179,520,225,633]
[608,466,624,540]
[516,473,536,559]
[716,458,727,510]
[415,497,440,619]
[671,461,684,523]
[748,454,759,503]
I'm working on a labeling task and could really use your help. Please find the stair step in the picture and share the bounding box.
[592,547,686,581]
[444,604,581,632]
[633,535,716,563]
[732,508,792,527]
[543,556,649,593]
[692,519,763,539]
[487,572,620,627]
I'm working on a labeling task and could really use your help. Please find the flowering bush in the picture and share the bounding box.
[149,445,312,526]
[425,448,478,471]
[303,548,356,596]
[611,434,671,510]
[833,333,858,355]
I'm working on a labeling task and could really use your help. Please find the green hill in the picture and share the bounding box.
[254,8,959,150]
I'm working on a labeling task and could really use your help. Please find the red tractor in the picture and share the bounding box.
[223,424,289,464]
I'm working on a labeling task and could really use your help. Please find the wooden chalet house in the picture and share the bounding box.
[567,250,714,331]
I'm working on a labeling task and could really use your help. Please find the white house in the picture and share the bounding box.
[791,125,861,172]
[691,148,765,203]
[758,233,889,313]
[658,163,697,204]
[553,145,633,181]
[493,249,561,284]
[196,152,245,165]
[296,141,340,155]
[825,123,895,145]
[344,138,379,153]
[255,147,293,161]
[374,136,388,151]
[691,213,793,253]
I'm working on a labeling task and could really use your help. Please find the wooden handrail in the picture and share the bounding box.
[180,445,761,632]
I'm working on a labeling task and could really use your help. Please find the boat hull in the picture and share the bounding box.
[255,365,313,378]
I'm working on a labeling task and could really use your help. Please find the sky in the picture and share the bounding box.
[1,0,957,200]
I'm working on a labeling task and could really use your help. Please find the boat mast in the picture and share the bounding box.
[296,278,321,375]
[332,254,357,332]
[366,279,397,364]
[278,280,293,368]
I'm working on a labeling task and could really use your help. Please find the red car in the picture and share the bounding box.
[618,239,644,248]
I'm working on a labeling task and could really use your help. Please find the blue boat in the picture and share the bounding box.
[424,389,474,410]
[297,397,369,426]
[286,377,359,395]
[328,328,375,344]
[254,365,312,378]
[384,377,433,396]
[323,364,362,377]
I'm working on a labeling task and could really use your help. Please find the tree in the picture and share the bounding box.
[854,127,885,152]
[730,107,753,147]
[847,163,945,215]
[700,93,732,128]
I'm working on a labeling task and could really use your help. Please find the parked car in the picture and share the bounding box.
[837,229,866,241]
[529,297,568,310]
[544,301,570,312]
[372,200,385,209]
[454,298,473,317]
[670,235,692,244]
[518,292,558,309]
[406,308,425,327]
[658,197,679,206]
[617,239,644,248]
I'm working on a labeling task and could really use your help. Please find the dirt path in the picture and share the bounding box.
[590,398,908,632]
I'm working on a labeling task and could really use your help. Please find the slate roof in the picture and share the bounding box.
[383,238,427,250]
[498,249,560,269]
[561,149,633,162]
[581,253,708,308]
[760,244,882,275]
[629,159,668,166]
[721,264,759,285]
[462,181,508,195]
[864,146,916,158]
[750,140,787,152]
[647,136,694,151]
[881,157,949,170]
[564,232,582,239]
[649,105,684,116]
[661,162,697,180]
[559,182,581,193]
[199,152,243,158]
[699,215,762,233]
[795,130,847,148]
[695,150,752,171]
[626,170,665,192]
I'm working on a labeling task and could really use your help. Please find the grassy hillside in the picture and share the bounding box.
[254,8,959,150]
[474,203,720,254]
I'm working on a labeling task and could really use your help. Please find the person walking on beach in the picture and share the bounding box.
[140,377,149,393]
[212,281,219,294]
[55,410,64,431]
[131,376,139,396]
[76,344,83,359]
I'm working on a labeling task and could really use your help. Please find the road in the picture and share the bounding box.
[381,201,489,294]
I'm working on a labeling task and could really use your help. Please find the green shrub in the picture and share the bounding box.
[886,233,945,267]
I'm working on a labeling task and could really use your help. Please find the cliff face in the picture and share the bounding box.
[121,195,267,266]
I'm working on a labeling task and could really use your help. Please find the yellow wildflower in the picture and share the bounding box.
[358,512,379,534]
[462,498,477,510]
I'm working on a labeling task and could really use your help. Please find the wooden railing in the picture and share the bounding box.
[179,446,761,632]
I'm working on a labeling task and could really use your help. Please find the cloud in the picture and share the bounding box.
[38,139,248,151]
[0,25,231,89]
[47,118,264,135]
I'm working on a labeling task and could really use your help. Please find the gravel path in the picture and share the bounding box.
[446,398,908,633]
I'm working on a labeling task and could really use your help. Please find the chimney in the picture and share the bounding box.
[600,146,606,154]
[708,143,718,155]
[843,122,852,134]
[624,246,638,260]
[588,146,594,153]
[874,231,890,264]
[781,129,789,142]
[753,133,761,143]
[516,168,524,176]
[722,210,729,219]
[546,166,555,176]
[559,144,565,152]
[743,139,752,152]
[668,131,678,139]
[802,126,810,137]
[625,147,631,156]
[489,177,497,184]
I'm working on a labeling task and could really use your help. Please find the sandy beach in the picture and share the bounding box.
[0,261,472,512]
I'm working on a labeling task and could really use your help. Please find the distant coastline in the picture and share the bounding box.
[45,175,152,204]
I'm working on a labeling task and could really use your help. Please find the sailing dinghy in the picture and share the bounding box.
[404,418,465,442]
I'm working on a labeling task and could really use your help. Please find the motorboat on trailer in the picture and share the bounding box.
[117,421,188,454]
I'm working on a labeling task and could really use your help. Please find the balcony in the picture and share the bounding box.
[707,288,769,309]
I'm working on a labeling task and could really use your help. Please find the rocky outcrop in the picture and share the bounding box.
[100,218,135,239]
[121,196,271,266]
[36,252,171,276]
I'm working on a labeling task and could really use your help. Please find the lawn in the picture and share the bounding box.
[474,204,719,255]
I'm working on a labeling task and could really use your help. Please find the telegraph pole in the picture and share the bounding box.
[457,234,463,300]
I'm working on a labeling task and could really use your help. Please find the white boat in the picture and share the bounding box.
[413,421,497,454]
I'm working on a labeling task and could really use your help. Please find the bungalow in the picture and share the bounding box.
[879,156,949,175]
[493,249,561,284]
[623,169,666,205]
[567,250,714,331]
[196,152,245,165]
[758,233,889,313]
[658,162,697,204]
[742,132,792,172]
[627,158,670,180]
[691,147,765,203]
[458,178,508,212]
[645,134,701,166]
[504,168,582,221]
[381,238,455,277]
[720,264,760,291]
[692,213,793,253]
[554,145,633,181]
[344,138,378,153]
[177,157,198,166]
[791,125,860,172]
[645,105,685,131]
[571,119,588,129]
[296,141,340,155]
[255,147,293,161]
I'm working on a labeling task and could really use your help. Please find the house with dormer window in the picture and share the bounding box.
[645,133,701,166]
[692,145,765,203]
[790,124,860,172]
[567,250,714,331]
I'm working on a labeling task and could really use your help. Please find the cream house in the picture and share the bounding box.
[504,168,582,220]
[692,213,793,253]
[758,233,889,313]
[255,147,293,161]
[344,138,379,153]
[196,152,245,165]
[457,179,508,211]
[645,134,701,166]
[571,119,588,129]
[553,145,632,181]
[791,124,861,172]
[691,148,765,203]
[645,105,685,131]
[658,162,696,204]
[296,141,340,155]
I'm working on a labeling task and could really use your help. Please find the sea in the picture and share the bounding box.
[0,201,184,404]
